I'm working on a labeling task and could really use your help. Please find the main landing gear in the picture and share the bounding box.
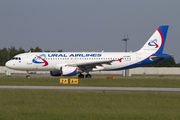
[78,73,92,78]
[85,74,92,78]
[78,73,84,78]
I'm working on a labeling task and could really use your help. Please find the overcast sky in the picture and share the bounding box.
[1,0,180,62]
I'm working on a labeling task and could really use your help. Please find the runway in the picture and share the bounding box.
[0,86,180,93]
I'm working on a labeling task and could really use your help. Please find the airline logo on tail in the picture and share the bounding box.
[148,39,159,48]
[32,54,49,66]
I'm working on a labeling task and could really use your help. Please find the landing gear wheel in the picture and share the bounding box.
[26,75,31,78]
[26,71,31,78]
[78,74,84,78]
[85,74,91,78]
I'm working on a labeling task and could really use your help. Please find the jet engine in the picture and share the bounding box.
[50,67,78,76]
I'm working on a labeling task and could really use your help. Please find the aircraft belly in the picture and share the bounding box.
[102,61,136,70]
[102,62,122,70]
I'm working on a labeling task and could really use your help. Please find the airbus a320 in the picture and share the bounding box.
[5,25,172,78]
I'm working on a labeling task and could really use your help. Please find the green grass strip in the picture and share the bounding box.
[1,76,180,88]
[0,90,180,120]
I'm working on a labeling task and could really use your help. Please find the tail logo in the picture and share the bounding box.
[32,54,48,66]
[148,39,159,48]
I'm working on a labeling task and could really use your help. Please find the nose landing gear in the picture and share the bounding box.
[26,71,31,78]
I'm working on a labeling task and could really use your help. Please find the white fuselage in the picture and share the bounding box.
[5,51,150,71]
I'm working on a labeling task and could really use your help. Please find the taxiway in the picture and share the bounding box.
[0,86,180,93]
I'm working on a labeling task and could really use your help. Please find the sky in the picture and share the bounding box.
[0,0,180,63]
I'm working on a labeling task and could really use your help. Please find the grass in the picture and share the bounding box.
[0,75,180,88]
[1,76,180,120]
[0,90,180,120]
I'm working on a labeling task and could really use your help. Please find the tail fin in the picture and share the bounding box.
[139,25,169,54]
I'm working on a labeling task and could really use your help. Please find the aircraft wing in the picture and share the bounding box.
[66,60,119,71]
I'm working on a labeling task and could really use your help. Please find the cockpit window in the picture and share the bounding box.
[12,57,21,60]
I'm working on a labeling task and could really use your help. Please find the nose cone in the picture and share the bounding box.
[5,60,15,69]
[5,61,11,68]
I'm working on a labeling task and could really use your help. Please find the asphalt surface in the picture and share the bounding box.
[0,86,180,93]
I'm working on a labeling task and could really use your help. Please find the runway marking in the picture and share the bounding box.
[0,86,180,93]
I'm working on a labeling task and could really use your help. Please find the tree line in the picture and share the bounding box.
[0,46,179,67]
[144,57,180,67]
[0,46,62,66]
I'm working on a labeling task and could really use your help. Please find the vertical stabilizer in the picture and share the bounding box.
[139,25,169,54]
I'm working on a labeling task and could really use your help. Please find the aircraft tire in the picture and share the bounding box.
[78,74,84,78]
[26,75,31,78]
[85,74,91,78]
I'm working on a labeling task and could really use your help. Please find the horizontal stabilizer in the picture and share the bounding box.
[150,54,172,61]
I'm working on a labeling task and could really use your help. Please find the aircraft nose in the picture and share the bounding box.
[5,61,10,68]
[5,61,12,69]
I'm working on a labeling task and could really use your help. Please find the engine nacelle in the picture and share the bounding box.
[50,67,78,76]
[62,67,78,76]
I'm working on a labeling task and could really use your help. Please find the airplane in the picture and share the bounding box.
[5,25,172,78]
